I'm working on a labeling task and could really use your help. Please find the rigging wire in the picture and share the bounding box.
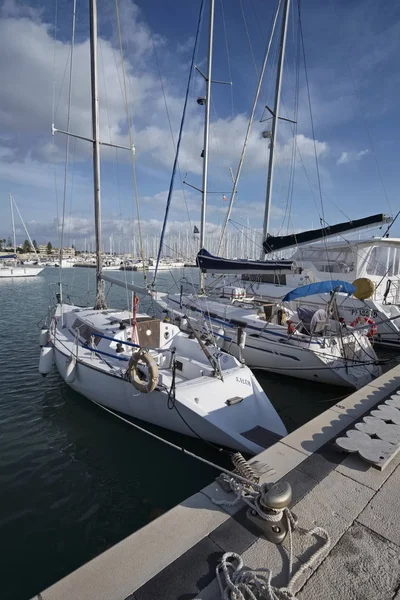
[229,219,265,252]
[150,0,204,284]
[297,0,334,278]
[107,41,139,272]
[277,6,301,236]
[284,6,300,234]
[298,0,325,224]
[114,0,146,283]
[98,29,130,311]
[218,0,282,253]
[59,0,77,314]
[239,0,259,79]
[328,0,393,217]
[147,26,195,258]
[51,0,60,251]
[220,0,234,119]
[262,88,323,226]
[382,210,400,239]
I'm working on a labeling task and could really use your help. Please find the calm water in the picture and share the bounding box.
[0,267,345,600]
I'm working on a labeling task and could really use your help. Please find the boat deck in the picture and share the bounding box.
[34,365,400,600]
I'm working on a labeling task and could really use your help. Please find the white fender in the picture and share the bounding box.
[39,345,54,376]
[65,356,77,383]
[216,327,225,348]
[180,317,189,331]
[39,328,49,347]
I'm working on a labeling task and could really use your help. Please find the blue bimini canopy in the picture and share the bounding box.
[196,248,293,274]
[282,280,356,303]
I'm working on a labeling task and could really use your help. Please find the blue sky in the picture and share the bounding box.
[0,0,399,251]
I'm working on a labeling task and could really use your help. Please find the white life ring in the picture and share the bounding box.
[127,350,159,393]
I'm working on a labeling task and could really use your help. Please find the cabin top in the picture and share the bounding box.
[291,237,400,251]
[291,237,400,279]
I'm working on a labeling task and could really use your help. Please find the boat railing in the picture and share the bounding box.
[387,280,400,304]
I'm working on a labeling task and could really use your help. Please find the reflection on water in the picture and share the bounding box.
[0,267,351,599]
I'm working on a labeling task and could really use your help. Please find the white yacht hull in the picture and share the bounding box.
[145,264,185,271]
[59,261,75,268]
[52,346,269,453]
[0,266,44,277]
[46,304,287,454]
[155,294,381,389]
[221,332,377,388]
[301,297,400,349]
[231,283,400,350]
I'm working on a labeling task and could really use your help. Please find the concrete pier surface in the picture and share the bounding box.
[34,365,400,600]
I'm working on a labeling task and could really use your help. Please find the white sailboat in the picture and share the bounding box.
[210,236,400,349]
[39,0,287,454]
[152,281,381,389]
[196,0,400,349]
[147,0,381,389]
[0,194,44,278]
[57,258,75,268]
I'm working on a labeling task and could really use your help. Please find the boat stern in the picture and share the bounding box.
[176,365,287,454]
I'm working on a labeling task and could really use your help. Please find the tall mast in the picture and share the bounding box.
[199,0,215,290]
[10,193,16,259]
[260,0,291,259]
[217,0,282,254]
[89,0,105,308]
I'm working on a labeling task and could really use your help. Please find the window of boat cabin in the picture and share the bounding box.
[366,246,400,277]
[291,247,356,274]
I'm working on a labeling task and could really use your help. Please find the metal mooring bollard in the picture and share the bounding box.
[246,480,298,544]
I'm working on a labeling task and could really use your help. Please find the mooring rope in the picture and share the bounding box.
[214,525,329,600]
[208,475,330,600]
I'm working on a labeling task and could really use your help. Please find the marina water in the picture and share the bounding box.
[1,267,345,600]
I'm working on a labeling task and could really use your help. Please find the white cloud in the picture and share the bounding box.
[0,148,89,190]
[1,0,41,20]
[337,149,369,165]
[0,5,331,177]
[176,36,195,54]
[277,133,329,164]
[0,0,334,247]
[0,3,175,161]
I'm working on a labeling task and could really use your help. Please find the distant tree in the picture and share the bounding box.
[46,241,53,255]
[7,237,12,247]
[0,238,5,250]
[32,239,38,250]
[22,239,31,253]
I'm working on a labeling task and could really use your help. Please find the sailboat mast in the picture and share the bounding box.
[10,193,16,259]
[199,0,215,290]
[260,0,291,259]
[89,0,105,308]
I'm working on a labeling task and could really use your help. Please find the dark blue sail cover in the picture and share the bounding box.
[282,280,356,302]
[196,248,293,274]
[0,254,17,259]
[263,214,390,253]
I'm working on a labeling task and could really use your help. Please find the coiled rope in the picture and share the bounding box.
[210,476,330,600]
[215,526,329,600]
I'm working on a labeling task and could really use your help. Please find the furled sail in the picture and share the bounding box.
[263,214,391,253]
[196,248,293,274]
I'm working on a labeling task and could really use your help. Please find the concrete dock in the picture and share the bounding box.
[34,365,400,600]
